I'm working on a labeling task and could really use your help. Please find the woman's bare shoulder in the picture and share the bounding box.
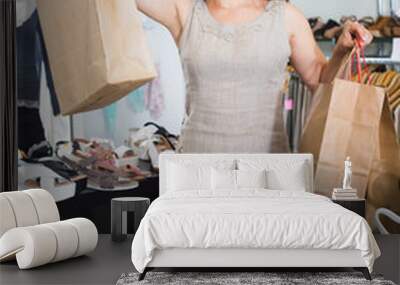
[282,1,309,35]
[282,2,307,21]
[176,0,197,9]
[175,0,197,25]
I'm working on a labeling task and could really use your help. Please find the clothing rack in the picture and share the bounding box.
[320,38,400,67]
[365,57,400,65]
[284,73,313,153]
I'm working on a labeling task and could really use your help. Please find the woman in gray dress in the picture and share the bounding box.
[136,0,372,153]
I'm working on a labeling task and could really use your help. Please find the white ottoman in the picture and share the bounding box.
[0,189,98,269]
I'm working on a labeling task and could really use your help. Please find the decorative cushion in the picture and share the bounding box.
[211,169,268,191]
[266,168,307,191]
[211,169,236,190]
[167,163,211,191]
[238,159,309,191]
[236,169,268,189]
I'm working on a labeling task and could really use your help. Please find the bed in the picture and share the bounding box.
[131,154,380,280]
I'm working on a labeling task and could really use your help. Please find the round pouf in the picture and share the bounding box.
[111,197,150,242]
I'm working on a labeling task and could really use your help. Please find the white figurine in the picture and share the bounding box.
[342,157,352,190]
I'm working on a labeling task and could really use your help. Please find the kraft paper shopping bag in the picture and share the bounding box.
[300,48,385,198]
[366,100,400,233]
[37,0,156,115]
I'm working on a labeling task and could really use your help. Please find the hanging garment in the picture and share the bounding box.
[362,70,400,112]
[17,10,42,109]
[127,87,146,113]
[17,9,60,114]
[16,0,36,27]
[37,15,60,115]
[144,64,164,120]
[103,103,118,135]
[178,0,291,153]
[285,71,313,153]
[17,107,48,155]
[17,9,59,157]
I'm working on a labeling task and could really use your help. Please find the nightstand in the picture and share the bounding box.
[332,199,365,217]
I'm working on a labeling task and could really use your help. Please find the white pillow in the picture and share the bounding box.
[236,169,267,189]
[266,168,307,191]
[211,169,268,190]
[166,160,235,192]
[238,159,308,191]
[167,163,210,191]
[211,168,236,190]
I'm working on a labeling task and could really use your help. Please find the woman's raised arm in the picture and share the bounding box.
[284,3,372,92]
[136,0,193,42]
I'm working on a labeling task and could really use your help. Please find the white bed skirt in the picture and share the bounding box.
[148,248,366,268]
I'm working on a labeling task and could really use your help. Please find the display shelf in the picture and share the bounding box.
[317,37,400,65]
[364,57,400,65]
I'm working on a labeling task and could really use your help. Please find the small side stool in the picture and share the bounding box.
[111,197,150,242]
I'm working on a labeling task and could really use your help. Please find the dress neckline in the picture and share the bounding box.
[201,0,273,30]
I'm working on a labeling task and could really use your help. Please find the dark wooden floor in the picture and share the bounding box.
[0,235,134,285]
[1,235,398,285]
[374,234,400,284]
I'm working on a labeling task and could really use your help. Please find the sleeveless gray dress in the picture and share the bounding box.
[178,0,291,153]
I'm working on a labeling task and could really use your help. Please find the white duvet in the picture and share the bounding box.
[131,190,380,273]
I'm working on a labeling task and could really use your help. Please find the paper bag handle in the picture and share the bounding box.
[330,40,370,83]
[349,40,371,83]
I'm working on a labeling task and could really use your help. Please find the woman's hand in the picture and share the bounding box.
[284,3,373,90]
[335,21,373,55]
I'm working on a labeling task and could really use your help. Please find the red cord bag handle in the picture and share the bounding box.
[349,40,371,84]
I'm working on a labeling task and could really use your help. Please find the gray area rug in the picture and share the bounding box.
[116,272,396,285]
